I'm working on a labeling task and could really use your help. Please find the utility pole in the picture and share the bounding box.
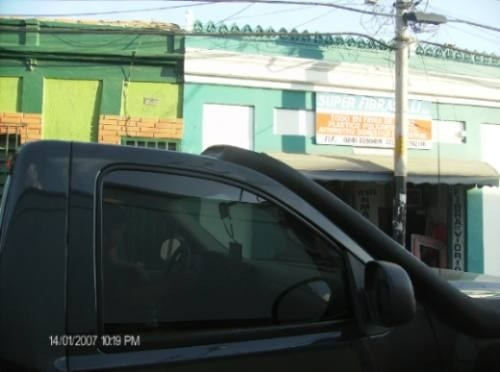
[391,1,447,246]
[392,0,412,247]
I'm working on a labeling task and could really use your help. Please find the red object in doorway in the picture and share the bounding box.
[431,223,447,245]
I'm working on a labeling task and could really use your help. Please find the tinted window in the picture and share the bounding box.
[100,170,350,342]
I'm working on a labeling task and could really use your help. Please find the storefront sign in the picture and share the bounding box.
[450,186,465,271]
[316,93,433,149]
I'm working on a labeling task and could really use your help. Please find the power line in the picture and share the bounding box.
[10,0,500,37]
[292,8,335,29]
[0,2,211,17]
[217,3,254,24]
[359,1,394,40]
[230,5,312,21]
[425,3,500,34]
[0,24,395,48]
[447,18,500,34]
[4,19,500,56]
[3,1,499,54]
[2,0,394,18]
[445,24,499,51]
[177,0,394,18]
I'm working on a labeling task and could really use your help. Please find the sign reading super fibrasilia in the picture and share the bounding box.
[316,92,433,149]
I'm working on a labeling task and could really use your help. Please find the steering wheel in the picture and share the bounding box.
[156,242,198,322]
[163,243,192,276]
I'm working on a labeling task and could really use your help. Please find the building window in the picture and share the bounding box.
[0,133,21,194]
[121,137,180,151]
[432,120,466,144]
[0,133,21,153]
[273,109,314,136]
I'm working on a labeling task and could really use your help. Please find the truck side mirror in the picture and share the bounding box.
[272,278,332,324]
[365,261,416,327]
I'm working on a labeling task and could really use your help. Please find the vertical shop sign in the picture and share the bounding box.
[451,186,465,271]
[355,186,379,225]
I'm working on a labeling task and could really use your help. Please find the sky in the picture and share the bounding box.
[1,0,499,54]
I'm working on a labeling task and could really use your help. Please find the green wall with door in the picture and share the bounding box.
[184,83,500,159]
[0,18,184,137]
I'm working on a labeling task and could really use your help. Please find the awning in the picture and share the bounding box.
[266,152,499,186]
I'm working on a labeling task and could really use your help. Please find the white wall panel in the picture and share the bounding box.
[273,109,314,136]
[202,104,253,150]
[481,123,500,275]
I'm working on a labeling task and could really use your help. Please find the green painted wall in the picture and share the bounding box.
[184,83,499,272]
[0,58,180,115]
[0,19,183,120]
[183,83,315,154]
[0,76,21,112]
[432,103,500,161]
[467,188,484,273]
[121,81,181,119]
[43,79,102,141]
[0,18,184,57]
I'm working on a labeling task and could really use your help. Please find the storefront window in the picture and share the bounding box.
[319,180,454,269]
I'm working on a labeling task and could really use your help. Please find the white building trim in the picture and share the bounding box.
[185,48,500,108]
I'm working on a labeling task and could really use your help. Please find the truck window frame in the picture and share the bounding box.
[95,165,359,352]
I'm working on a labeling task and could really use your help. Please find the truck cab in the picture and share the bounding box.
[0,141,499,371]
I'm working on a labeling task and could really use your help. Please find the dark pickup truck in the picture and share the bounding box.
[1,140,500,371]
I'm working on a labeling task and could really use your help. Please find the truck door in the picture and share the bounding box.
[69,166,371,371]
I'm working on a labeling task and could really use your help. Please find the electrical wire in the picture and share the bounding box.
[2,4,499,56]
[418,40,499,59]
[360,1,395,41]
[1,0,395,18]
[230,5,312,21]
[421,4,500,51]
[8,0,500,37]
[0,2,212,17]
[292,8,335,29]
[0,24,396,49]
[8,21,500,57]
[1,26,497,57]
[447,18,500,34]
[217,3,254,24]
[445,24,499,52]
[424,3,500,34]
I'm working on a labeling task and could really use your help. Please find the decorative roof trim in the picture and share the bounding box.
[192,20,392,51]
[192,20,499,67]
[414,44,499,67]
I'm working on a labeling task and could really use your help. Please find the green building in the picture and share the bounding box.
[2,17,500,275]
[0,18,185,191]
[183,21,500,274]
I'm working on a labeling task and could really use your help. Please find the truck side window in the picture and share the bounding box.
[99,170,351,345]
